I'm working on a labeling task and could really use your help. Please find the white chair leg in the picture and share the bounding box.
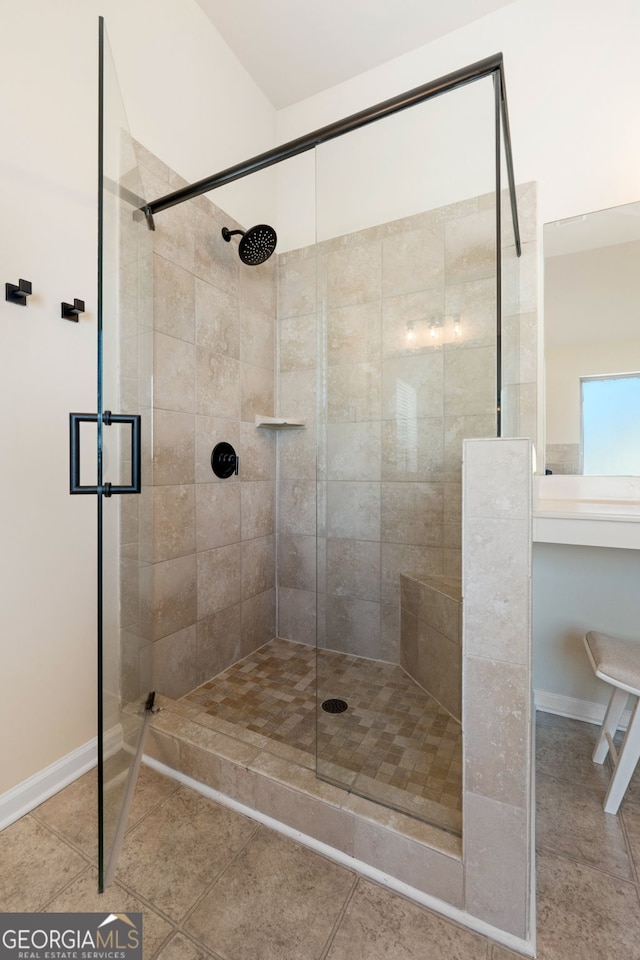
[604,697,640,814]
[593,687,629,764]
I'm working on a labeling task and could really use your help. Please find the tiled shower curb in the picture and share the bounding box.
[141,698,534,956]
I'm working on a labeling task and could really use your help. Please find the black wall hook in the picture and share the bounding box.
[5,279,32,306]
[61,298,85,322]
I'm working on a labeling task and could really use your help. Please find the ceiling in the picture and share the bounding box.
[196,0,519,108]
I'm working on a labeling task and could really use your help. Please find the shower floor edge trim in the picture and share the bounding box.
[142,753,534,957]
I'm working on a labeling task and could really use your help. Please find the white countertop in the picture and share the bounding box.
[534,477,640,549]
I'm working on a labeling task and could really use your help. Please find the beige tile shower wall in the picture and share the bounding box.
[277,198,499,661]
[276,247,319,646]
[117,151,154,708]
[545,441,579,475]
[400,574,462,720]
[129,143,277,700]
[462,437,533,939]
[501,182,537,443]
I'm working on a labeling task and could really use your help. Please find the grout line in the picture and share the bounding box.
[148,927,225,960]
[148,822,264,959]
[618,805,640,886]
[535,767,615,797]
[145,925,179,960]
[318,872,360,960]
[40,863,94,911]
[106,872,182,927]
[28,806,198,928]
[178,820,262,929]
[536,842,638,887]
[117,773,182,839]
[27,814,96,870]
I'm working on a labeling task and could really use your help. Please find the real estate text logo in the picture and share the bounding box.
[0,913,143,960]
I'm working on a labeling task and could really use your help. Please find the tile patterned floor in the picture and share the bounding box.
[4,713,640,957]
[184,638,462,833]
[184,638,317,753]
[316,648,462,820]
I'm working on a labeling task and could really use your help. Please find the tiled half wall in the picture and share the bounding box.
[462,437,534,940]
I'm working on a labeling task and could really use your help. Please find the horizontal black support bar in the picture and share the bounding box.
[144,52,520,255]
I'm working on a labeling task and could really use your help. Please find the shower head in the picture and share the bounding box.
[221,224,277,265]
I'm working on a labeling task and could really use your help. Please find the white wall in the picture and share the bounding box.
[0,0,276,796]
[545,241,640,443]
[545,242,640,349]
[101,0,277,228]
[277,78,496,252]
[0,2,98,794]
[276,0,640,249]
[533,544,640,707]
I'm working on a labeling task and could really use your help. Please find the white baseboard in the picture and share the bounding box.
[534,689,631,729]
[0,726,122,832]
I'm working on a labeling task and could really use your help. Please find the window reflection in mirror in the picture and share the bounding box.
[581,373,640,475]
[544,201,640,476]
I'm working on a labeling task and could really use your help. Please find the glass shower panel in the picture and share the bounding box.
[98,19,154,889]
[314,78,497,834]
[498,103,523,439]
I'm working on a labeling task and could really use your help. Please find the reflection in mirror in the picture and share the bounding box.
[544,201,640,475]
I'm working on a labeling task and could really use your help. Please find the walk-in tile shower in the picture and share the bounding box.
[94,19,534,944]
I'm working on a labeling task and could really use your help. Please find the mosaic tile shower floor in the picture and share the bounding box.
[183,637,462,834]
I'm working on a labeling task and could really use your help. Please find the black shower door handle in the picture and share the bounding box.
[69,411,141,496]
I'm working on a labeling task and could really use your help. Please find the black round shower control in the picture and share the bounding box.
[211,442,239,479]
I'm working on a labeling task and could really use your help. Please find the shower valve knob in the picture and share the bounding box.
[211,442,239,479]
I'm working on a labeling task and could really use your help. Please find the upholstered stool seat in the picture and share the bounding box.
[584,630,640,814]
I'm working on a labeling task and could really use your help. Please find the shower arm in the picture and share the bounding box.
[141,53,521,257]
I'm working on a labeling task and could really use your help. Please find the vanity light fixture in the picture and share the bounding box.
[428,318,442,339]
[406,315,445,342]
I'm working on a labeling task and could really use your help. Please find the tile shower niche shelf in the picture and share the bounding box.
[255,415,306,429]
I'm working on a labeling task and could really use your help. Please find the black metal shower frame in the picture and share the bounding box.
[143,51,522,432]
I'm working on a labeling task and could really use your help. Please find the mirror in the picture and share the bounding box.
[544,201,640,475]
